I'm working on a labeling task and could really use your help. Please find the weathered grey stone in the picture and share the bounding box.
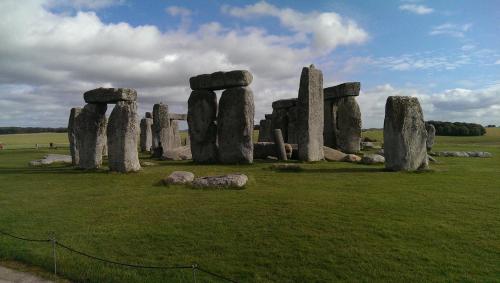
[140,118,153,152]
[253,142,277,159]
[343,154,361,163]
[324,82,360,100]
[360,154,385,164]
[102,132,108,156]
[361,141,376,149]
[433,151,492,158]
[271,107,289,142]
[152,103,171,157]
[297,64,324,161]
[188,90,218,163]
[273,129,287,161]
[264,114,273,120]
[189,70,253,91]
[323,146,347,161]
[334,97,361,153]
[217,87,254,164]
[68,107,81,166]
[145,112,152,118]
[170,120,182,149]
[164,146,192,160]
[29,154,72,166]
[107,101,141,172]
[258,119,273,142]
[192,174,248,188]
[75,103,107,169]
[84,88,137,104]
[426,123,436,151]
[324,96,361,153]
[285,144,293,159]
[272,98,297,109]
[384,96,428,171]
[169,113,187,120]
[287,106,298,144]
[163,171,195,185]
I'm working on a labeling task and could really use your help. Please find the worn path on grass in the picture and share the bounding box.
[0,265,53,283]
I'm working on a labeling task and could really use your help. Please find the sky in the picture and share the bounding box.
[0,0,499,128]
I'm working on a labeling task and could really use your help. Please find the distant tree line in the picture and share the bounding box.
[426,121,486,136]
[0,127,67,135]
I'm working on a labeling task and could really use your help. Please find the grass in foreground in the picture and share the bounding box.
[0,130,499,282]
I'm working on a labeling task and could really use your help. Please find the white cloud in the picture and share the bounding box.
[359,84,500,128]
[221,1,368,54]
[0,0,332,126]
[495,60,500,65]
[429,23,472,38]
[399,4,434,15]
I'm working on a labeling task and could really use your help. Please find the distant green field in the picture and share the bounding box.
[0,129,499,282]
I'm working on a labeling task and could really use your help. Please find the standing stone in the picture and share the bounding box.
[170,120,182,148]
[152,103,170,157]
[217,87,254,164]
[68,107,82,166]
[426,123,436,151]
[273,129,287,161]
[271,108,289,141]
[75,103,107,169]
[323,82,361,153]
[140,117,153,152]
[187,90,218,163]
[384,96,428,171]
[107,101,141,172]
[258,118,273,142]
[297,65,324,161]
[145,112,152,118]
[333,97,361,153]
[287,106,298,144]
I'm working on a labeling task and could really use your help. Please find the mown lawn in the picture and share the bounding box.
[0,129,499,282]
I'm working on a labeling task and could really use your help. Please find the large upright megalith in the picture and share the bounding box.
[258,118,273,142]
[68,107,82,166]
[384,96,428,171]
[187,90,218,163]
[323,82,362,153]
[75,103,107,169]
[107,101,141,172]
[152,103,170,157]
[140,116,153,152]
[217,87,255,164]
[297,64,324,161]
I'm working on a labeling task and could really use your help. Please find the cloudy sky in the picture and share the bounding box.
[0,0,499,128]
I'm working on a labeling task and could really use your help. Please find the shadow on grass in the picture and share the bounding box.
[280,167,386,174]
[0,166,109,175]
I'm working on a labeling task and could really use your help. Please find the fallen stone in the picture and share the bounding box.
[163,146,192,160]
[297,64,324,161]
[254,142,277,159]
[361,141,376,149]
[360,154,385,165]
[285,143,293,159]
[343,154,361,163]
[384,96,428,171]
[376,149,384,156]
[29,154,72,166]
[192,174,248,188]
[141,161,157,166]
[107,101,141,173]
[323,146,347,161]
[324,82,360,100]
[433,151,492,158]
[84,88,137,104]
[217,87,254,164]
[188,90,218,163]
[163,171,195,185]
[189,70,253,91]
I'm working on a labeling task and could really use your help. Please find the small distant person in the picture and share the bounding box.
[0,143,3,150]
[49,142,54,149]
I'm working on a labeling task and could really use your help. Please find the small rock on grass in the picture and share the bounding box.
[343,154,361,163]
[360,154,385,165]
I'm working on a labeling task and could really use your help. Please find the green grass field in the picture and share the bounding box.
[0,130,499,282]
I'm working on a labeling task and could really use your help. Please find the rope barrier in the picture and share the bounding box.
[0,228,238,282]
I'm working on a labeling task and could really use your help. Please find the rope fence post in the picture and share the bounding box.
[192,263,198,283]
[49,232,57,276]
